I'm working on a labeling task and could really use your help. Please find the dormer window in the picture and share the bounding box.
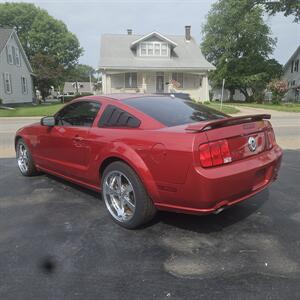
[139,42,169,57]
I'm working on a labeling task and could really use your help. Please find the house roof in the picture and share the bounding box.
[0,27,34,74]
[284,45,300,71]
[0,28,14,54]
[99,33,215,71]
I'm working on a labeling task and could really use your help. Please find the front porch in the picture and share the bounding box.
[101,70,209,102]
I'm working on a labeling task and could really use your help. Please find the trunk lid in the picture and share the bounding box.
[190,115,273,166]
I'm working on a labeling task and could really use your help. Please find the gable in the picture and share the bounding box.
[131,31,177,48]
[0,28,33,74]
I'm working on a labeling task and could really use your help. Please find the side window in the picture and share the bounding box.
[98,105,141,128]
[56,101,101,127]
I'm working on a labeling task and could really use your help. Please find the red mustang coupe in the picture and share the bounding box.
[15,95,282,228]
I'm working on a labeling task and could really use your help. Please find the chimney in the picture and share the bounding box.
[127,29,133,35]
[185,25,191,41]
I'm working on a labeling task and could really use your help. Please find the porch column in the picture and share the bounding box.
[142,72,147,93]
[168,72,172,92]
[102,71,107,94]
[202,75,209,102]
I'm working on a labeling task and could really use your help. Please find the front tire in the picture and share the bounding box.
[16,138,38,176]
[101,161,156,229]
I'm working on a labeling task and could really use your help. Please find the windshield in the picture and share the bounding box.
[124,96,228,127]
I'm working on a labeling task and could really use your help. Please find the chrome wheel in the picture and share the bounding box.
[103,170,136,222]
[17,144,29,174]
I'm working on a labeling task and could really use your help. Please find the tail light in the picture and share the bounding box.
[266,128,276,150]
[199,139,232,168]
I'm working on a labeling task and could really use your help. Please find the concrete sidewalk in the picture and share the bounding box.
[0,117,40,158]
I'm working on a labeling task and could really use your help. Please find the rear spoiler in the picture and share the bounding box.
[185,114,271,132]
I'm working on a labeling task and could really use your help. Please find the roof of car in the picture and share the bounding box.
[102,93,165,101]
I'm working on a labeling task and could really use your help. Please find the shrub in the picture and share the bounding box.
[268,80,288,104]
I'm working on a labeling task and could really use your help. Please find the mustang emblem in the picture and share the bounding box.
[248,137,257,152]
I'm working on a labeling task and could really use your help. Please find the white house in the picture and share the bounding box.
[63,81,94,95]
[283,45,300,102]
[0,28,34,105]
[98,26,215,102]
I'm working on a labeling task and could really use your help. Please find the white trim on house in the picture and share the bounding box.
[131,31,177,48]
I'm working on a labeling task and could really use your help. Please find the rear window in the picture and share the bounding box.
[124,96,227,127]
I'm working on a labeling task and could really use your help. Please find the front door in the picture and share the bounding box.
[156,72,164,93]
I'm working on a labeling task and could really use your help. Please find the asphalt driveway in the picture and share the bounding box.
[0,149,300,299]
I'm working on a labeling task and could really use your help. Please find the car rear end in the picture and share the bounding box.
[172,115,282,214]
[123,96,282,215]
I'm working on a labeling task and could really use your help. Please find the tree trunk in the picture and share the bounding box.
[229,89,235,102]
[240,88,250,102]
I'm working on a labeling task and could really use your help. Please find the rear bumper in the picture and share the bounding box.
[154,145,282,214]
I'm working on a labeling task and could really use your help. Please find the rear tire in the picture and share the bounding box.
[101,161,156,229]
[16,138,39,176]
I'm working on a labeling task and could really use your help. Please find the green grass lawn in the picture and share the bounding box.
[0,103,64,117]
[228,102,300,113]
[204,102,240,114]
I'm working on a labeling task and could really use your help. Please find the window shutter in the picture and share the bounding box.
[6,46,9,64]
[2,73,6,94]
[9,74,12,94]
[12,46,16,65]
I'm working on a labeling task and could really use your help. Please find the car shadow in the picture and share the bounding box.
[152,188,269,233]
[44,172,269,233]
[45,173,100,198]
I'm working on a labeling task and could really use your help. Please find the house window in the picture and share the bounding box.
[125,72,137,88]
[154,43,160,55]
[295,60,299,72]
[148,43,153,56]
[141,43,147,56]
[172,73,184,88]
[291,60,294,73]
[161,43,167,56]
[21,77,28,94]
[140,42,169,57]
[6,46,13,64]
[3,73,12,94]
[14,47,20,66]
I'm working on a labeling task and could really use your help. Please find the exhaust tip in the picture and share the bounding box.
[213,207,226,215]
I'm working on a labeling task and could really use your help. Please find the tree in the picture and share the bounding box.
[202,0,281,102]
[0,3,83,98]
[257,0,300,22]
[65,64,96,82]
[31,53,64,100]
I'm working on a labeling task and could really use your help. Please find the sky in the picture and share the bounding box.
[2,0,299,68]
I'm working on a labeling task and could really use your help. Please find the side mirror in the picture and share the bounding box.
[41,116,55,127]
